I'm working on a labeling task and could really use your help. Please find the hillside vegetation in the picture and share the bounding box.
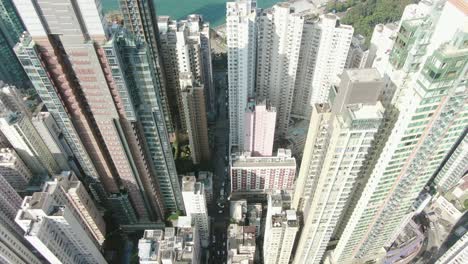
[327,0,416,45]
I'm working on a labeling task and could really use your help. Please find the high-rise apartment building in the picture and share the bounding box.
[0,171,23,230]
[158,14,214,128]
[435,231,468,264]
[181,176,210,247]
[118,0,175,137]
[0,171,43,264]
[433,130,467,193]
[327,1,468,263]
[263,192,299,264]
[180,74,211,164]
[0,111,60,176]
[230,149,296,194]
[13,0,184,221]
[293,69,385,264]
[0,0,30,88]
[292,14,353,118]
[15,172,107,263]
[31,112,74,172]
[256,3,304,135]
[0,148,33,191]
[244,100,277,156]
[227,0,258,148]
[0,220,43,264]
[109,28,184,215]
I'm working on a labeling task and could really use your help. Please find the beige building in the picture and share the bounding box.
[180,74,211,164]
[0,148,33,191]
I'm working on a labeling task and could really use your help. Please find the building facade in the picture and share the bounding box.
[15,173,107,264]
[0,0,30,88]
[180,74,211,164]
[158,14,214,129]
[256,3,304,135]
[435,231,468,264]
[433,130,467,193]
[230,149,296,193]
[0,148,33,191]
[293,69,385,264]
[244,100,276,156]
[292,14,353,118]
[0,111,60,176]
[227,0,258,148]
[328,1,468,263]
[118,0,175,137]
[263,193,298,264]
[181,176,210,247]
[13,0,185,220]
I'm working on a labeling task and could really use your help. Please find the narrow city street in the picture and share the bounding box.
[208,69,230,263]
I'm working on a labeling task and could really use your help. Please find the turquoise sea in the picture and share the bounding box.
[101,0,283,27]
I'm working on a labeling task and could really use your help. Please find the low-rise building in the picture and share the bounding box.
[138,217,201,264]
[227,224,256,264]
[230,149,296,194]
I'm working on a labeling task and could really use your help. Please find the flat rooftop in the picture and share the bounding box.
[345,68,382,83]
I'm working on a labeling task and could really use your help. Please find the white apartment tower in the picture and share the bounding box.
[256,3,304,135]
[292,14,353,118]
[263,193,298,264]
[0,172,42,264]
[244,100,277,156]
[328,1,468,263]
[181,176,210,247]
[433,131,467,193]
[227,0,257,148]
[293,69,385,264]
[15,172,106,263]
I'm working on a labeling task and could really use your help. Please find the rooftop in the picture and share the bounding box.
[345,68,382,83]
[231,148,296,168]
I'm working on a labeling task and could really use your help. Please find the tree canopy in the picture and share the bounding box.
[327,0,416,46]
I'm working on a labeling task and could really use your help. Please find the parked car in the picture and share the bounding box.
[218,210,223,214]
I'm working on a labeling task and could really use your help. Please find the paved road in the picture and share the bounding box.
[208,70,230,263]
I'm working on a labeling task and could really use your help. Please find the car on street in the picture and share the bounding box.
[218,210,223,214]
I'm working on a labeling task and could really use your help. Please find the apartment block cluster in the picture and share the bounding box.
[224,0,468,264]
[0,0,217,262]
[0,0,466,263]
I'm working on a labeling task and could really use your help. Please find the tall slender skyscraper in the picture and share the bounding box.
[433,129,467,193]
[119,0,175,137]
[179,73,211,164]
[293,69,385,264]
[292,14,353,118]
[327,1,468,263]
[256,3,304,135]
[16,173,107,264]
[109,28,184,215]
[227,0,258,149]
[158,14,214,129]
[263,192,299,264]
[0,0,30,88]
[12,0,179,223]
[0,172,43,264]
